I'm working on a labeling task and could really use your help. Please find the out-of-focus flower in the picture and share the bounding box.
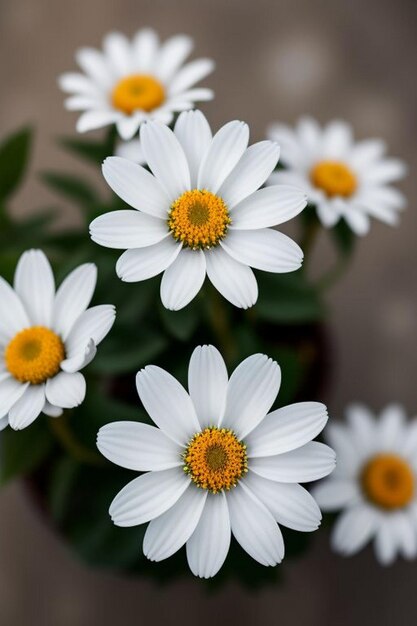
[59,29,215,140]
[0,250,115,430]
[313,404,417,565]
[267,117,407,235]
[115,138,145,164]
[90,110,306,311]
[97,344,335,578]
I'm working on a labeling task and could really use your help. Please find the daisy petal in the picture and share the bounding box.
[365,159,407,185]
[0,416,8,431]
[45,372,86,409]
[322,120,352,158]
[374,518,397,565]
[160,249,206,311]
[198,121,249,193]
[58,73,101,96]
[103,32,132,76]
[325,423,360,477]
[231,185,306,229]
[98,421,182,471]
[378,404,405,450]
[218,141,280,208]
[186,491,231,578]
[332,505,377,556]
[90,210,169,249]
[75,47,113,90]
[311,478,361,511]
[0,277,30,346]
[14,249,55,327]
[60,338,97,374]
[76,110,122,133]
[144,487,207,561]
[133,28,158,72]
[174,111,212,187]
[102,157,170,219]
[168,58,214,95]
[109,468,190,527]
[343,208,370,236]
[221,354,281,439]
[245,472,322,532]
[221,228,303,273]
[205,247,258,309]
[53,264,97,340]
[140,122,191,201]
[348,139,386,169]
[64,305,115,365]
[155,35,193,82]
[8,384,45,430]
[116,114,145,141]
[136,365,200,445]
[188,345,228,428]
[0,377,28,416]
[228,482,284,566]
[246,402,329,457]
[42,402,63,418]
[395,513,417,560]
[116,239,182,282]
[250,442,336,483]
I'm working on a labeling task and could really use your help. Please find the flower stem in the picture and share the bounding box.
[49,415,104,466]
[206,287,237,363]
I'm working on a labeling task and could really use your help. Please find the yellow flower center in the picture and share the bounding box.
[310,160,357,198]
[5,326,65,385]
[168,189,231,249]
[111,74,165,115]
[361,454,414,510]
[183,427,248,493]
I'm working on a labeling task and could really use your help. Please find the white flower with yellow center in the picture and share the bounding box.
[312,404,417,565]
[97,345,335,578]
[0,250,115,430]
[90,110,307,310]
[59,29,215,140]
[267,117,407,235]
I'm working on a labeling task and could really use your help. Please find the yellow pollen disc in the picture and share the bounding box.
[111,74,165,114]
[5,326,65,385]
[361,454,414,510]
[168,189,231,249]
[310,160,357,198]
[183,427,248,493]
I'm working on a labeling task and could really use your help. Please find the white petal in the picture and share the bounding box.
[374,518,397,565]
[45,372,86,409]
[60,338,97,374]
[116,239,182,282]
[219,141,280,208]
[325,423,360,477]
[198,121,249,193]
[136,365,200,445]
[65,95,101,111]
[63,305,115,368]
[0,277,29,346]
[231,185,306,230]
[331,505,377,556]
[348,139,386,169]
[186,492,231,578]
[0,416,8,431]
[140,121,191,201]
[160,248,206,311]
[116,114,146,141]
[76,110,122,133]
[316,201,340,228]
[246,402,329,457]
[14,249,55,327]
[250,442,336,483]
[144,487,207,561]
[58,72,101,96]
[221,228,303,273]
[266,123,304,168]
[109,468,190,526]
[378,404,406,451]
[188,345,228,428]
[228,482,284,566]
[365,159,407,185]
[296,117,321,155]
[173,88,214,103]
[97,421,183,471]
[0,377,28,416]
[245,472,322,532]
[42,401,63,418]
[205,246,258,309]
[220,354,281,439]
[90,210,168,249]
[115,138,146,165]
[103,32,132,76]
[75,47,113,90]
[394,512,417,560]
[400,420,417,459]
[311,478,361,511]
[168,58,214,95]
[102,157,170,219]
[132,28,158,72]
[174,111,212,187]
[345,404,377,457]
[8,384,45,430]
[53,264,97,340]
[343,208,370,236]
[155,35,193,82]
[322,120,352,158]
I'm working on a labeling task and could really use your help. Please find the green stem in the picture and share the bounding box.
[316,254,350,291]
[300,217,320,265]
[206,287,237,363]
[49,415,105,466]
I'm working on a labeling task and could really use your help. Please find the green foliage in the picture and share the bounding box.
[0,127,32,202]
[0,418,53,485]
[256,272,325,324]
[40,171,99,209]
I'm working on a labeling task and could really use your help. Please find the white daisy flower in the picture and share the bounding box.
[0,250,115,430]
[312,404,417,565]
[97,345,335,578]
[90,110,307,311]
[267,117,407,235]
[59,29,215,140]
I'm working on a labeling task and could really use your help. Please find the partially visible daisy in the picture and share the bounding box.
[97,344,335,578]
[90,110,307,310]
[59,29,215,140]
[267,117,407,235]
[0,250,115,430]
[313,404,417,565]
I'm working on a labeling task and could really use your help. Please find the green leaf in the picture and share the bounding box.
[40,171,99,208]
[256,272,324,324]
[0,127,32,201]
[91,329,168,375]
[0,418,53,484]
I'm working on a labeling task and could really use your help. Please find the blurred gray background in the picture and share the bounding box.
[1,0,416,623]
